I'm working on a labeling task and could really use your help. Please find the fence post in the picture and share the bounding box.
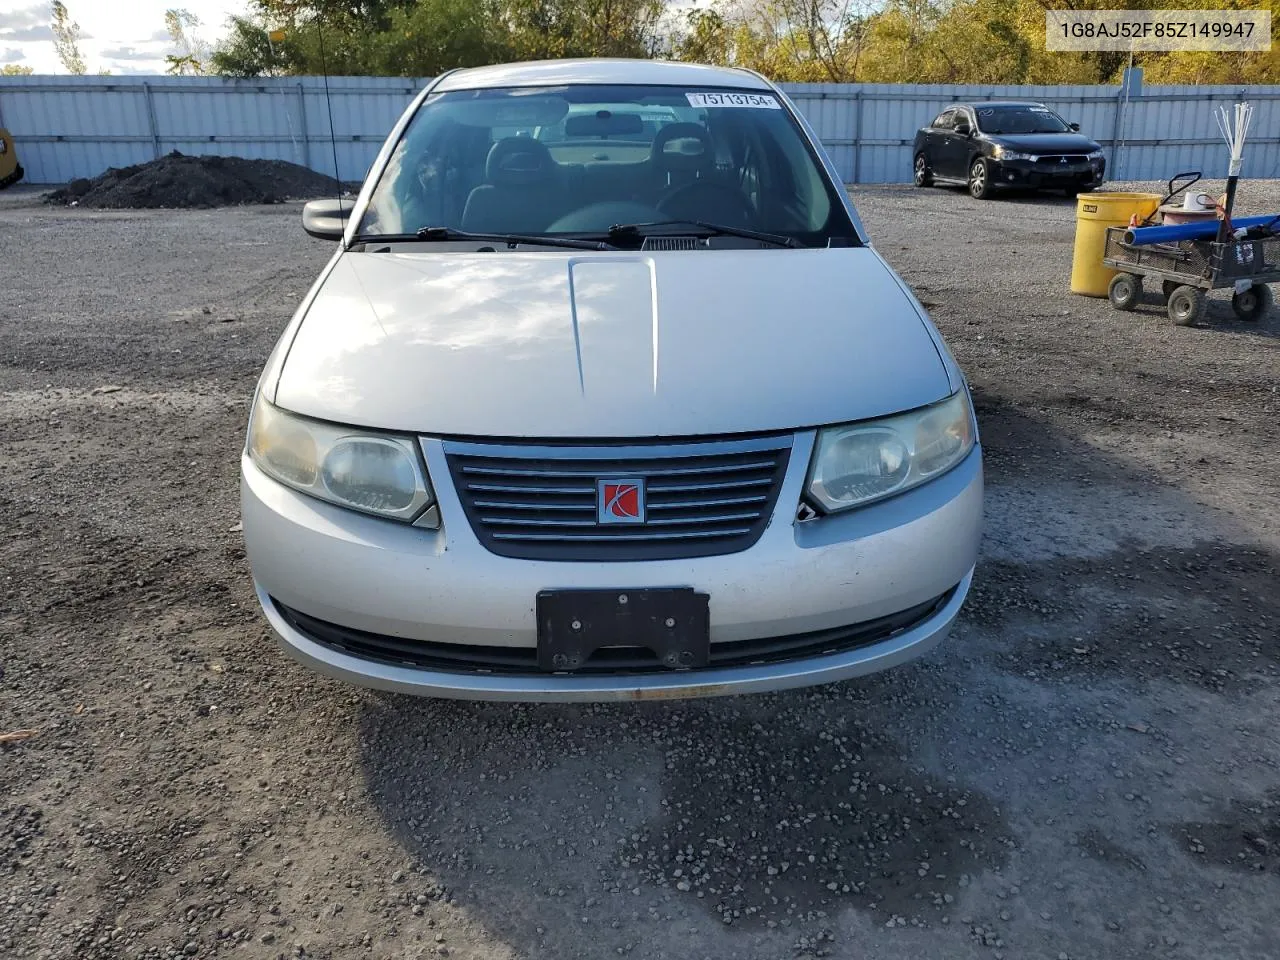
[1109,67,1140,181]
[296,81,311,169]
[142,81,161,159]
[852,89,862,185]
[1110,85,1125,181]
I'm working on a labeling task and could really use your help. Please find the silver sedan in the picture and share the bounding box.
[241,58,983,701]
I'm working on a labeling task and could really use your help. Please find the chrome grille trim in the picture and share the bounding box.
[440,435,793,561]
[490,527,756,543]
[442,436,791,458]
[459,459,779,478]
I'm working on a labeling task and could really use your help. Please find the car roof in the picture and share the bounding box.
[954,101,1049,109]
[433,59,771,93]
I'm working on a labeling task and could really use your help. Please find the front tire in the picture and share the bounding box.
[1167,285,1206,326]
[1231,284,1272,322]
[913,153,933,187]
[0,162,22,191]
[968,159,992,200]
[1108,273,1141,311]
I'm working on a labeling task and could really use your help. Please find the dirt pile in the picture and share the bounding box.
[45,151,343,209]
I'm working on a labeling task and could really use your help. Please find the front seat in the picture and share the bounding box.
[461,137,564,233]
[647,122,751,226]
[647,123,715,198]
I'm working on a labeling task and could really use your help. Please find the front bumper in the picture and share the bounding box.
[241,435,983,701]
[992,157,1104,189]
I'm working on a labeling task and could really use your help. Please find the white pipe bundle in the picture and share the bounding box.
[1216,101,1253,177]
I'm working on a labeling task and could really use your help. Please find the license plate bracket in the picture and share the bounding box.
[536,588,710,673]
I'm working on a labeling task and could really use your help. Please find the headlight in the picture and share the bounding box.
[806,391,976,514]
[1088,150,1104,161]
[248,394,436,524]
[992,146,1034,161]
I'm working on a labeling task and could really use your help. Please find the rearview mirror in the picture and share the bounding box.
[302,198,354,240]
[565,112,645,138]
[1069,122,1081,131]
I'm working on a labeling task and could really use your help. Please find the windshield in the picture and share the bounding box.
[357,84,857,247]
[975,105,1071,135]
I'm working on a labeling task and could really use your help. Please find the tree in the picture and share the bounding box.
[50,1,86,75]
[1,64,35,75]
[501,0,667,60]
[213,0,666,76]
[212,0,430,77]
[164,8,211,75]
[206,0,1280,83]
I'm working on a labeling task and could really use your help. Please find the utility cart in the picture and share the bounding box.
[1101,171,1279,325]
[1103,228,1278,325]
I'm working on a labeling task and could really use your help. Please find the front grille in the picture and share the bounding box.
[1035,154,1089,168]
[273,589,954,676]
[443,436,792,561]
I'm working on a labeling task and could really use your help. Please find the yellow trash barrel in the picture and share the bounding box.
[1070,192,1162,296]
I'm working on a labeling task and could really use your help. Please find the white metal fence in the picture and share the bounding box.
[1,74,1278,186]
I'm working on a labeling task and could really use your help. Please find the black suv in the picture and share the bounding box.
[912,102,1105,199]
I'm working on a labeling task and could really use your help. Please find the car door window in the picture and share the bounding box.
[932,110,956,130]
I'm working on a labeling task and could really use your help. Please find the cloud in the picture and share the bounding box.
[148,29,172,42]
[0,5,43,31]
[2,25,55,41]
[106,61,164,75]
[0,47,24,61]
[100,45,160,61]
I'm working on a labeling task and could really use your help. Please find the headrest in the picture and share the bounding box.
[485,136,556,186]
[649,123,714,174]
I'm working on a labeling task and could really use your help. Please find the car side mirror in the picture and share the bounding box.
[302,198,354,240]
[954,120,971,136]
[1069,122,1081,132]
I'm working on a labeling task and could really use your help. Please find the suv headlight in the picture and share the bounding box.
[1088,150,1104,161]
[248,394,436,524]
[993,146,1034,161]
[805,391,976,514]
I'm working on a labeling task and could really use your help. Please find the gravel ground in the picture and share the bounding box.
[2,177,1279,960]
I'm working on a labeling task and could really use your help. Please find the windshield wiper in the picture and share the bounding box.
[607,220,803,249]
[354,226,617,251]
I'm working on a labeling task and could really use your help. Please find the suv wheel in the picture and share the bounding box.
[913,154,933,187]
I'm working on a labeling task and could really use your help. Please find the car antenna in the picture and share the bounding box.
[315,8,344,219]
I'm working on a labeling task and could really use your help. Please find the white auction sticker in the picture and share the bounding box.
[686,92,780,109]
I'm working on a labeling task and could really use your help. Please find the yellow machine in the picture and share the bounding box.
[0,129,23,189]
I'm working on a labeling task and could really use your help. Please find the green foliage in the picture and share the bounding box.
[212,0,665,76]
[165,8,211,75]
[1,63,35,75]
[50,1,87,75]
[209,0,1280,83]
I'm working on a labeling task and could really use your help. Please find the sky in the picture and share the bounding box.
[0,0,244,74]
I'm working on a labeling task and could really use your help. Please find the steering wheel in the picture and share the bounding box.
[546,201,665,233]
[657,181,755,228]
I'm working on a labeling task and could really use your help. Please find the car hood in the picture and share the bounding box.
[273,248,952,438]
[987,133,1100,153]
